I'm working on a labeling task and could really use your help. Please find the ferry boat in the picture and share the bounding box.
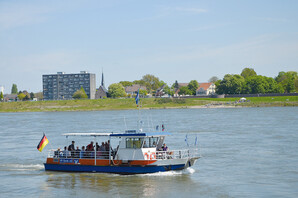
[44,130,200,174]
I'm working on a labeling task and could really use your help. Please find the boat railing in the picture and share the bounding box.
[156,148,199,160]
[48,150,112,159]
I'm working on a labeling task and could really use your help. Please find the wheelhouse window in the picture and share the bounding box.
[126,138,143,149]
[142,137,159,148]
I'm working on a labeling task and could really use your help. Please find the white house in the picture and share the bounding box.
[196,83,216,95]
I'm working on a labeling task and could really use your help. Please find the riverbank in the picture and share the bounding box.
[0,96,297,112]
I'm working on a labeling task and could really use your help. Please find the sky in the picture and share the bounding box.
[0,0,298,93]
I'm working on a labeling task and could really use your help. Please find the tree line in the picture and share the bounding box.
[4,68,297,101]
[7,84,39,101]
[215,68,298,94]
[108,74,175,98]
[108,74,199,98]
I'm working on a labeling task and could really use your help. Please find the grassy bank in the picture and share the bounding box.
[0,96,297,112]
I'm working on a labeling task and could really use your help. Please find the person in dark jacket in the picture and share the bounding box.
[68,141,75,157]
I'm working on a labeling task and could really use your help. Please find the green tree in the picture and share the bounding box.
[119,81,133,87]
[187,80,199,95]
[241,68,257,79]
[264,77,284,93]
[216,74,245,94]
[158,80,166,87]
[72,87,88,99]
[275,71,297,93]
[11,84,18,94]
[295,78,298,92]
[30,92,35,100]
[24,94,30,101]
[178,86,192,95]
[141,74,160,93]
[132,80,146,86]
[18,93,26,101]
[34,92,43,100]
[0,91,3,101]
[208,76,219,83]
[139,89,148,96]
[242,75,269,94]
[108,83,126,98]
[164,85,174,96]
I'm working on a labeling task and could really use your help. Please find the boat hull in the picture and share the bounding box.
[45,163,186,174]
[44,157,198,174]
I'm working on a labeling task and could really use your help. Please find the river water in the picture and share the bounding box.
[0,107,297,198]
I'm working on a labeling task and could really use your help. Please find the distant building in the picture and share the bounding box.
[125,84,146,96]
[3,94,18,102]
[155,84,166,97]
[95,72,108,99]
[196,83,216,95]
[43,71,96,100]
[174,82,216,96]
[174,83,189,97]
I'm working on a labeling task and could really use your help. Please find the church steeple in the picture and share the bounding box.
[101,69,104,87]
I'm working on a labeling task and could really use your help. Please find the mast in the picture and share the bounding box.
[135,88,141,131]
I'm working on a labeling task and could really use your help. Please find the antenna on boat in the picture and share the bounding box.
[135,88,143,132]
[124,116,128,131]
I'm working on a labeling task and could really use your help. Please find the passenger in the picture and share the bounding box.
[86,141,94,158]
[95,142,100,151]
[68,141,75,151]
[162,143,168,151]
[75,146,81,158]
[105,141,109,151]
[54,148,60,158]
[100,142,105,151]
[68,141,75,157]
[58,148,63,158]
[143,141,148,148]
[152,141,156,147]
[80,146,85,158]
[63,146,71,158]
[108,140,112,152]
[100,142,106,159]
[86,141,94,151]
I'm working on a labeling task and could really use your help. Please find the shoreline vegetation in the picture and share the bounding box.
[0,96,297,113]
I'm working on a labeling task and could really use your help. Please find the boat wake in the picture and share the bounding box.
[0,163,44,171]
[139,167,196,177]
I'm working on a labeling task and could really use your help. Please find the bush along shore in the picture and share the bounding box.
[0,96,297,112]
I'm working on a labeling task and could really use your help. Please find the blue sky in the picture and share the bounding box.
[0,0,298,93]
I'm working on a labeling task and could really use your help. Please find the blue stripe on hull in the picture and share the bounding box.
[44,164,186,174]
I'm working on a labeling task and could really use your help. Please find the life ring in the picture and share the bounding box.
[144,152,149,160]
[150,152,156,160]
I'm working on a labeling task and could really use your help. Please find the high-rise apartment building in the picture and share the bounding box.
[43,71,96,100]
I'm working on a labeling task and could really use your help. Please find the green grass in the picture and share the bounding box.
[0,96,297,112]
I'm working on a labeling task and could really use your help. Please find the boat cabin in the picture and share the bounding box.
[111,131,171,161]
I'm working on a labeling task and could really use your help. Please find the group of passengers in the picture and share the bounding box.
[142,140,168,151]
[55,140,112,159]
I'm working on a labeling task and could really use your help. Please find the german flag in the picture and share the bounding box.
[37,133,49,152]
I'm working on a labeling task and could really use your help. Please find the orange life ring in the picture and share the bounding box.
[150,152,156,160]
[144,152,149,160]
